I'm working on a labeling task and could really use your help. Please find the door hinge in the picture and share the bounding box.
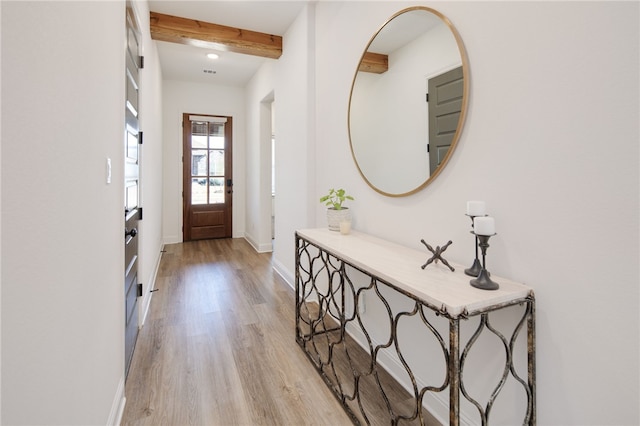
[139,207,143,220]
[139,55,144,69]
[426,93,429,103]
[137,283,143,297]
[138,131,143,145]
[427,144,430,153]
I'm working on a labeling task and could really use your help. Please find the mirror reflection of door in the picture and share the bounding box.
[428,66,464,175]
[182,114,233,241]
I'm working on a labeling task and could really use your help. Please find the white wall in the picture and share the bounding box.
[0,3,3,422]
[135,0,165,334]
[244,61,276,252]
[307,1,639,424]
[1,1,166,424]
[3,1,118,424]
[271,4,317,282]
[161,80,246,243]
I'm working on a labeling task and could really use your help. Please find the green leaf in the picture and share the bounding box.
[319,188,354,210]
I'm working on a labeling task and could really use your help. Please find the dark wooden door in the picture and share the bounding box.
[183,114,233,241]
[124,1,142,378]
[428,66,464,175]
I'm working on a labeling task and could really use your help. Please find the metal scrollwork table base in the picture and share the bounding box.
[295,229,536,426]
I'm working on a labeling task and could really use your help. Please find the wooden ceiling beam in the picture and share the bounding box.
[359,52,388,74]
[150,11,283,59]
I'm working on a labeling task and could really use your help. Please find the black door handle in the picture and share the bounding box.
[125,228,138,238]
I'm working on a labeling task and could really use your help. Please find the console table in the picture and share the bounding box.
[295,228,536,425]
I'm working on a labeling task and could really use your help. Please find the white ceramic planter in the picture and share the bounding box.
[326,208,351,231]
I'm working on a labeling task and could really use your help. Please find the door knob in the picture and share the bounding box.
[125,228,138,238]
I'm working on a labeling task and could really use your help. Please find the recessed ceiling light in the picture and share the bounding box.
[207,53,219,60]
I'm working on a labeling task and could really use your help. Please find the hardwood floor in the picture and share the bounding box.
[121,238,354,426]
[121,238,440,426]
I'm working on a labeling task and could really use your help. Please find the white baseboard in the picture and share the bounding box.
[272,258,294,290]
[163,234,182,245]
[140,244,164,327]
[243,233,273,253]
[107,377,126,426]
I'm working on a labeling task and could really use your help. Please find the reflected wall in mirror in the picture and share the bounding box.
[349,7,469,196]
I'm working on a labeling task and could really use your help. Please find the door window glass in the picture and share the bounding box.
[190,121,226,204]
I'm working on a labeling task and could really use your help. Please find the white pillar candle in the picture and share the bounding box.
[466,201,486,216]
[339,221,351,235]
[474,216,495,235]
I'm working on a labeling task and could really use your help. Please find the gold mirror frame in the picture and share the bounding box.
[348,6,469,197]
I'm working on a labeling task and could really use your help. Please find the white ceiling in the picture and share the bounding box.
[147,1,309,86]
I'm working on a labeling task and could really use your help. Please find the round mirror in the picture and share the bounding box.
[348,7,469,196]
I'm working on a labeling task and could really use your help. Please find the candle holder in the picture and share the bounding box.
[464,214,483,277]
[470,233,499,290]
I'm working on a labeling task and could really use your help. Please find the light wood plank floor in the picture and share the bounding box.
[121,238,440,426]
[121,238,354,426]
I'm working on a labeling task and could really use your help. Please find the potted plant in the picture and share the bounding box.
[320,188,354,231]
